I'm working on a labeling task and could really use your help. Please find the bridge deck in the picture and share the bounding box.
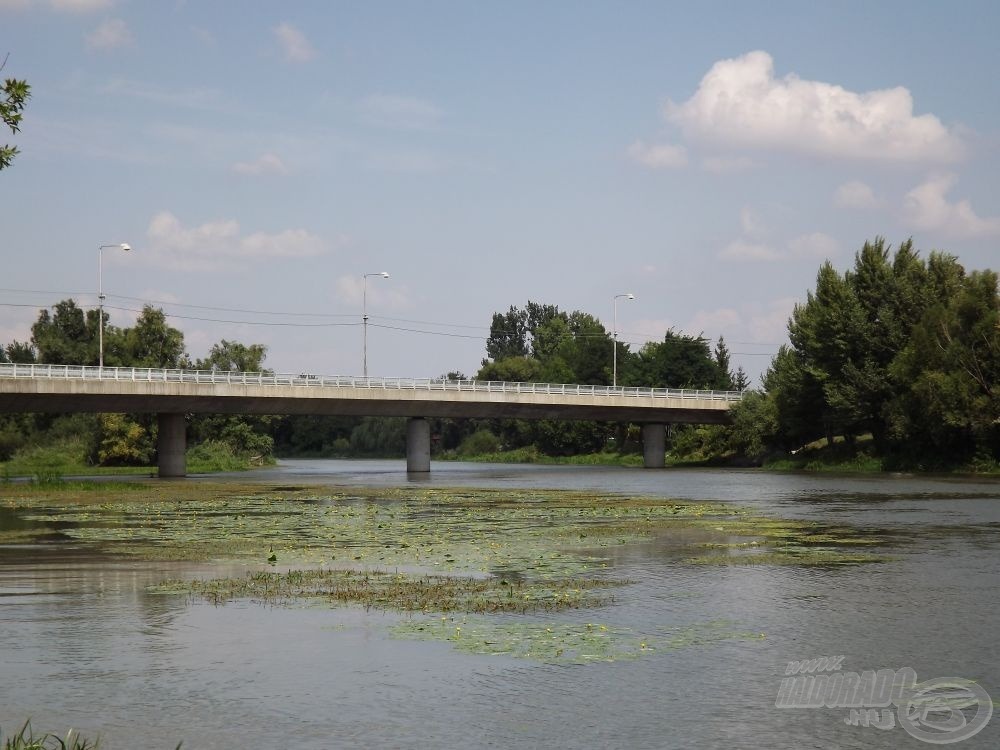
[0,364,740,423]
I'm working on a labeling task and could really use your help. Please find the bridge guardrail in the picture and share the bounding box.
[0,363,744,403]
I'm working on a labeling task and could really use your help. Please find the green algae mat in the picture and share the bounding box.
[0,482,895,663]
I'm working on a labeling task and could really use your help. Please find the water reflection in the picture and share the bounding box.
[1,464,998,749]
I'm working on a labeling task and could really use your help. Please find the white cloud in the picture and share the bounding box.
[835,180,881,209]
[702,155,756,173]
[627,141,688,169]
[102,79,226,110]
[232,153,289,176]
[144,211,326,272]
[720,239,781,262]
[667,50,963,163]
[85,18,132,50]
[274,22,316,63]
[787,232,839,259]
[359,95,444,130]
[903,174,1000,238]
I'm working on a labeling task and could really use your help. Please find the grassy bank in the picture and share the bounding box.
[0,438,271,481]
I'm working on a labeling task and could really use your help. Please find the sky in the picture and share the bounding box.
[2,0,999,385]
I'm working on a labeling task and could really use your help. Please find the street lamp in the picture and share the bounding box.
[98,242,131,368]
[612,292,635,387]
[362,271,389,377]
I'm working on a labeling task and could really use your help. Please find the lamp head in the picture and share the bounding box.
[120,243,131,252]
[380,271,390,278]
[626,293,635,300]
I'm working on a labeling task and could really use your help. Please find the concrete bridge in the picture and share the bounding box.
[0,363,741,476]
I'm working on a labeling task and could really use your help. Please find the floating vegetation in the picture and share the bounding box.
[0,483,904,577]
[149,568,622,614]
[392,617,765,663]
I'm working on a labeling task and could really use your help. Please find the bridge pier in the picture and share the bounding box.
[157,413,187,477]
[641,423,666,469]
[406,417,431,473]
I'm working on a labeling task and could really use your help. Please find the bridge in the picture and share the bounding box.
[0,363,741,476]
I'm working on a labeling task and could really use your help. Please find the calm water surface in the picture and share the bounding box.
[2,461,998,749]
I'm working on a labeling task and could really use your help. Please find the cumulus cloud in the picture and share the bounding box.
[667,51,963,163]
[360,95,444,130]
[835,180,881,209]
[232,153,289,176]
[627,141,688,169]
[85,18,131,50]
[144,211,325,271]
[274,22,316,63]
[903,174,1000,238]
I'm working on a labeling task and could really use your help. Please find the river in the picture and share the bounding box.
[1,461,998,749]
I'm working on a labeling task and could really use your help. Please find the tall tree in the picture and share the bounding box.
[31,299,98,365]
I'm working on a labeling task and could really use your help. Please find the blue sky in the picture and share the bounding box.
[3,0,999,383]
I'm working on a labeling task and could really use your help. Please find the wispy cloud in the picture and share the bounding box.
[86,17,132,50]
[720,239,781,262]
[359,95,444,130]
[834,180,881,209]
[274,22,316,63]
[627,140,688,169]
[232,153,289,176]
[144,211,326,272]
[101,78,227,111]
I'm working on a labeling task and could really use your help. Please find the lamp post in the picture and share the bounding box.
[612,293,635,387]
[98,243,131,368]
[362,271,389,378]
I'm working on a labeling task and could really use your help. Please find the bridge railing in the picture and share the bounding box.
[0,363,745,402]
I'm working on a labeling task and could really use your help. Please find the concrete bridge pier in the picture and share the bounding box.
[157,412,187,477]
[406,417,431,473]
[641,423,666,469]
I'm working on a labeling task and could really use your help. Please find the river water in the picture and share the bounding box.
[2,461,998,749]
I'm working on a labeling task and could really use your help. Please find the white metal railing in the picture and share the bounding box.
[0,363,744,403]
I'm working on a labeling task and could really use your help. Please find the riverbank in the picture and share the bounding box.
[0,438,272,481]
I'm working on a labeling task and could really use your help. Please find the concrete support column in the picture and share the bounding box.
[641,423,666,469]
[157,412,187,478]
[406,417,431,473]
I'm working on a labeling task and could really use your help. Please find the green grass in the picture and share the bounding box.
[0,438,269,480]
[1,722,100,750]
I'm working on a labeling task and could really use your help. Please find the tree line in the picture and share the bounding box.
[730,238,999,470]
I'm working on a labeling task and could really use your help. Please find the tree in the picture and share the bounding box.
[120,306,186,368]
[628,330,725,389]
[195,339,269,372]
[1,56,30,171]
[5,340,36,363]
[485,306,529,362]
[31,299,98,365]
[714,336,732,387]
